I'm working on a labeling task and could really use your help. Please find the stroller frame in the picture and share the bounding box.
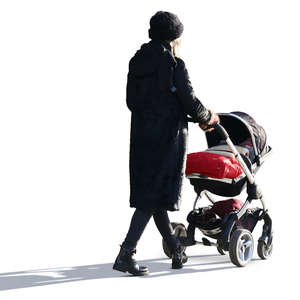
[162,118,273,267]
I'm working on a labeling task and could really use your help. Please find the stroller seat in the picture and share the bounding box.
[185,112,272,197]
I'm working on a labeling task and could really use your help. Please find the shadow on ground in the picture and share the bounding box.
[0,254,257,291]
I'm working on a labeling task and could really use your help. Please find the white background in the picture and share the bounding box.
[0,0,299,299]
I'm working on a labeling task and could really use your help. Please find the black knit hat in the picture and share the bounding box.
[148,11,184,41]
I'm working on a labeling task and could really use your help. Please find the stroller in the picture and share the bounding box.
[162,112,273,267]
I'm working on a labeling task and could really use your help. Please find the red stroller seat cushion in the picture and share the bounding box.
[206,198,243,218]
[185,152,243,179]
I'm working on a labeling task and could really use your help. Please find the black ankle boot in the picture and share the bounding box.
[113,246,149,276]
[171,243,188,269]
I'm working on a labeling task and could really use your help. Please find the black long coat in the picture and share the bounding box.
[126,40,210,211]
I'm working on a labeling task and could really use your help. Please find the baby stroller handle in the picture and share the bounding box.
[211,123,229,140]
[213,123,267,213]
[212,123,255,185]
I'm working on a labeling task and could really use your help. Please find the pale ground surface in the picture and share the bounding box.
[0,238,294,300]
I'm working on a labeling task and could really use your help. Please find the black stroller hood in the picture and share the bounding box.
[206,111,268,157]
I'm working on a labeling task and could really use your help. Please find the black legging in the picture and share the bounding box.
[122,208,178,252]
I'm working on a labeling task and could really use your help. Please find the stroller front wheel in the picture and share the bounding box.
[257,240,273,260]
[229,229,254,267]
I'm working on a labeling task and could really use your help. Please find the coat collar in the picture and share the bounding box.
[150,39,172,52]
[149,40,177,66]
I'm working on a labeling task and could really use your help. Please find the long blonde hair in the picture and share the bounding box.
[170,38,181,58]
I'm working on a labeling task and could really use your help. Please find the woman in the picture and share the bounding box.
[113,11,219,276]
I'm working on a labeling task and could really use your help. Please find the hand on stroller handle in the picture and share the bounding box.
[187,117,228,139]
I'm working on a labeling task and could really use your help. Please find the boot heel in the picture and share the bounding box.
[112,263,128,273]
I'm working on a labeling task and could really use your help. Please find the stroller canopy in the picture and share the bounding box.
[206,111,267,157]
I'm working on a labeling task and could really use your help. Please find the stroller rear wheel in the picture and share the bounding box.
[162,222,187,258]
[229,229,254,267]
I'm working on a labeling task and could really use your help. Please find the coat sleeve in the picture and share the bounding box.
[173,58,210,124]
[126,73,135,112]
